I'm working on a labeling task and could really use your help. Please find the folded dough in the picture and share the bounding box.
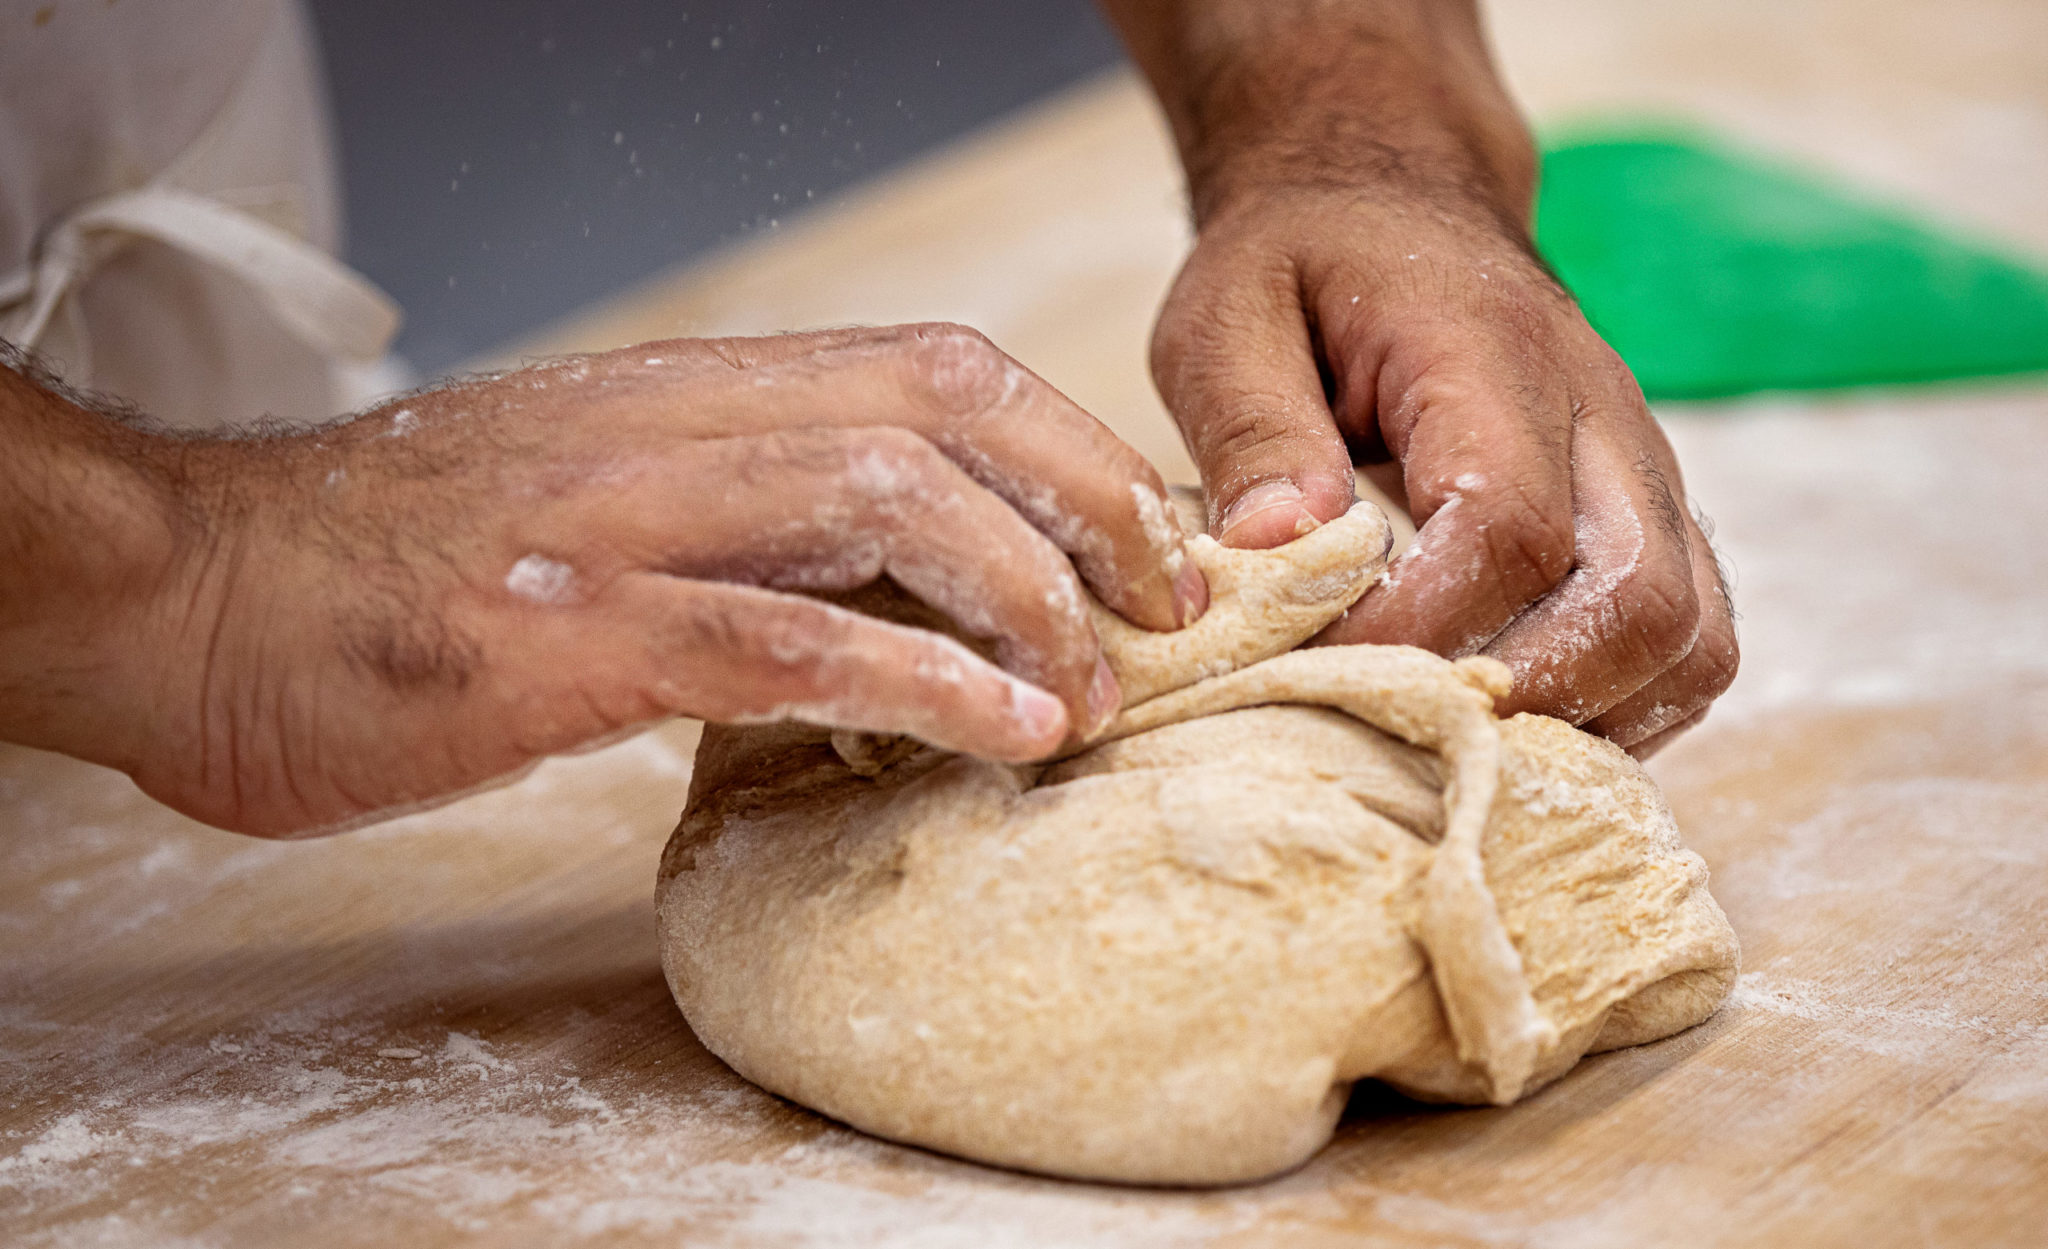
[656,501,1738,1185]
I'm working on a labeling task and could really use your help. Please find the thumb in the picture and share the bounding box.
[1149,247,1357,547]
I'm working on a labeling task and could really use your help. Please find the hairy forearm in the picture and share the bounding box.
[0,356,196,766]
[1099,0,1535,228]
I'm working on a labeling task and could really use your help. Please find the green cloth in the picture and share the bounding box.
[1532,126,2048,400]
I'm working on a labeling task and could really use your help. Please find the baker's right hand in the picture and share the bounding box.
[1,325,1206,837]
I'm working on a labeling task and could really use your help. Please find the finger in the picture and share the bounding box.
[1481,409,1703,725]
[1315,346,1576,656]
[607,327,903,378]
[623,576,1071,762]
[1148,245,1359,548]
[611,324,1208,632]
[1583,508,1739,748]
[1628,708,1708,761]
[592,427,1119,737]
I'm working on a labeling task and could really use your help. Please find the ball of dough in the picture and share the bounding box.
[655,504,1737,1184]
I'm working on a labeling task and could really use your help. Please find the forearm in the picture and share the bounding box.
[1099,0,1535,229]
[0,357,197,767]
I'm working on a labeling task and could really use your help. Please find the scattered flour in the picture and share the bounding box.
[442,1032,512,1080]
[1726,970,2045,1060]
[0,1114,109,1173]
[4,333,2047,1246]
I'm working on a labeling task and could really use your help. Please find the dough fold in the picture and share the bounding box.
[657,502,1738,1185]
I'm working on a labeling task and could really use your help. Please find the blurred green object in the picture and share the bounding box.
[1533,127,2048,400]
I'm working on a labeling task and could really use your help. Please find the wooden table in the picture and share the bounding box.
[6,1,2046,1243]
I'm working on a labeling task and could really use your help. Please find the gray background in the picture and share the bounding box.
[306,1,1130,373]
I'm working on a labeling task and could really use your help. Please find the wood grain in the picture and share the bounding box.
[6,0,2046,1243]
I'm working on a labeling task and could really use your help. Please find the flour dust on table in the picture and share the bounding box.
[657,497,1738,1185]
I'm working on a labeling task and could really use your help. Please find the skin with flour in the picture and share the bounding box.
[2,0,1740,846]
[0,326,1202,837]
[1103,0,1740,750]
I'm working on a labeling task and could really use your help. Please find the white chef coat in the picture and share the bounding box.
[0,0,400,430]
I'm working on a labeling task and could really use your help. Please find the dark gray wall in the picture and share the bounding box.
[307,1,1128,372]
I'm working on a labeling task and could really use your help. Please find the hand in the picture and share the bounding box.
[1102,0,1737,755]
[0,325,1205,836]
[1153,196,1737,754]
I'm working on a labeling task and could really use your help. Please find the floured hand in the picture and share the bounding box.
[0,326,1205,837]
[1102,0,1739,755]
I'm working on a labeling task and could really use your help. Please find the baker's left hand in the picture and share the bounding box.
[1152,189,1738,755]
[1103,0,1738,757]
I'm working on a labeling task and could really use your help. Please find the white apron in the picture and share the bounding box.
[0,0,400,430]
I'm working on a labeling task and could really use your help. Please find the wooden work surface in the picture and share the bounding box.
[6,1,2047,1243]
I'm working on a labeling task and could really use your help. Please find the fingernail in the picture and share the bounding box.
[1217,480,1320,547]
[1012,682,1068,745]
[1085,658,1122,735]
[1172,559,1209,627]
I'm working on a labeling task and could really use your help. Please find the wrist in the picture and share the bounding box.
[0,360,216,770]
[1142,1,1536,233]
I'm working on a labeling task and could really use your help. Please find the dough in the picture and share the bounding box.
[656,501,1738,1185]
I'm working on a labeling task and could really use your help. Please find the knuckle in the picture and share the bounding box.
[688,593,844,679]
[1039,565,1099,647]
[909,320,992,347]
[1610,561,1702,672]
[740,427,943,508]
[738,426,852,481]
[1474,483,1576,593]
[1196,400,1302,473]
[840,426,946,505]
[1380,358,1530,450]
[1149,285,1222,377]
[1149,256,1292,388]
[1686,614,1742,701]
[903,323,1015,417]
[848,422,937,467]
[1584,341,1646,397]
[982,541,1092,643]
[1479,294,1571,360]
[755,609,844,674]
[664,592,752,659]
